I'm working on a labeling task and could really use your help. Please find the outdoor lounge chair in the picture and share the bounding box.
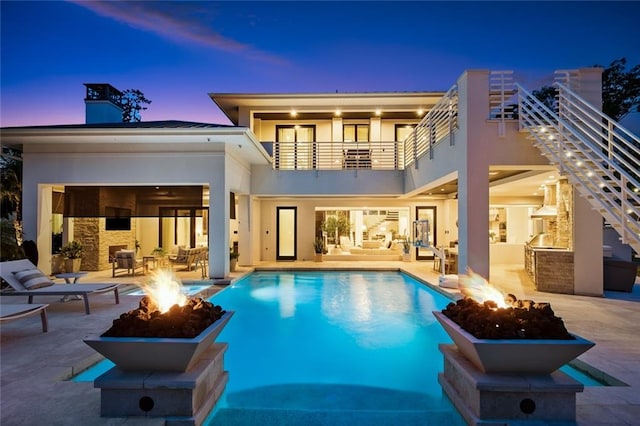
[0,303,49,332]
[0,259,120,315]
[112,250,146,277]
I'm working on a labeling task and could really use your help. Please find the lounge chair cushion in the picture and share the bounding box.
[12,269,54,290]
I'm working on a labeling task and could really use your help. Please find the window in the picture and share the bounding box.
[344,124,369,142]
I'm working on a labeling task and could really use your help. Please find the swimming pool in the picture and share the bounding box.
[205,270,465,424]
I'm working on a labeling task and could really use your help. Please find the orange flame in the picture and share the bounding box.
[137,269,188,313]
[458,268,508,308]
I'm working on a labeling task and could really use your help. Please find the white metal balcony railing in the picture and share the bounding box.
[517,81,640,252]
[272,140,403,170]
[270,85,459,171]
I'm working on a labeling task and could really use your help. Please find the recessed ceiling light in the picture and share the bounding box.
[335,109,341,117]
[375,109,382,116]
[290,110,297,117]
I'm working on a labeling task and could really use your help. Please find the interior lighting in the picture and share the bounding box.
[290,110,297,117]
[599,183,606,188]
[576,161,583,167]
[548,135,555,140]
[417,108,424,116]
[375,109,382,116]
[634,188,639,193]
[627,209,633,214]
[587,172,594,177]
[565,151,572,158]
[335,109,341,117]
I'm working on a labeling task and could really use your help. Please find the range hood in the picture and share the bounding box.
[530,184,558,218]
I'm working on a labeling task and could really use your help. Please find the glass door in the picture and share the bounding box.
[276,207,297,260]
[275,125,316,169]
[159,207,208,249]
[416,206,436,260]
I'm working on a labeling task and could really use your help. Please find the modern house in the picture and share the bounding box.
[1,68,638,295]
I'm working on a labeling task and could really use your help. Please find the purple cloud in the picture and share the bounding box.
[67,1,286,64]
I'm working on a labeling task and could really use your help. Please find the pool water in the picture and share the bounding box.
[207,270,464,424]
[124,283,212,296]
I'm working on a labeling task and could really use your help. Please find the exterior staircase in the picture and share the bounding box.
[516,81,640,253]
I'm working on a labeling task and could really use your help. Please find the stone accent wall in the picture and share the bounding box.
[534,250,574,294]
[69,188,138,271]
[74,218,100,270]
[556,178,573,250]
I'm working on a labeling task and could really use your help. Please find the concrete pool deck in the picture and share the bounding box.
[1,261,639,425]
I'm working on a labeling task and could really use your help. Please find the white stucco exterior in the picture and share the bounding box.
[2,67,619,295]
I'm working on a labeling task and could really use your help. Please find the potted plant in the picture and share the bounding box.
[402,238,412,261]
[321,214,351,253]
[313,237,325,262]
[229,248,239,272]
[60,240,83,272]
[151,246,167,257]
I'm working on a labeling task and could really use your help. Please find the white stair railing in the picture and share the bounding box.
[403,84,458,168]
[517,83,640,252]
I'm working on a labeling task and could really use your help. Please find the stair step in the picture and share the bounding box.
[211,407,461,426]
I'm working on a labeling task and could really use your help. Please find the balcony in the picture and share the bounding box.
[272,140,404,170]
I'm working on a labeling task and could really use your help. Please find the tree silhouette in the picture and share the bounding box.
[120,89,152,122]
[596,58,640,121]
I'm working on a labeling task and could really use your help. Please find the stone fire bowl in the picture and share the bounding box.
[433,311,594,374]
[84,311,234,372]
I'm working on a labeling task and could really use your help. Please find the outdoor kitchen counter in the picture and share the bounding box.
[524,245,575,294]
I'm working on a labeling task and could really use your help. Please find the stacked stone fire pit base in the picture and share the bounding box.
[433,298,594,425]
[439,345,583,426]
[84,298,234,426]
[95,343,228,426]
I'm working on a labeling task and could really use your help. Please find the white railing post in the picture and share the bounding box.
[608,120,614,161]
[428,115,434,160]
[413,126,419,166]
[448,95,455,146]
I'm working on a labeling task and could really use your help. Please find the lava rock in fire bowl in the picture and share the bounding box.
[102,296,226,338]
[442,296,573,340]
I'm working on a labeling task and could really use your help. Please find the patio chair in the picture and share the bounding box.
[112,250,146,277]
[0,259,120,315]
[0,303,49,332]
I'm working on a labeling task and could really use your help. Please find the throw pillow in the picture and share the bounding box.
[13,269,54,290]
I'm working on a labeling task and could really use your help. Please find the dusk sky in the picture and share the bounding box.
[2,1,640,131]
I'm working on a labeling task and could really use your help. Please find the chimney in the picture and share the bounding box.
[84,83,123,124]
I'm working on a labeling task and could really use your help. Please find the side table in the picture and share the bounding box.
[55,272,88,301]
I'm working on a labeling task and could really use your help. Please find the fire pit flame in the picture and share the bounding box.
[136,269,187,313]
[458,268,508,308]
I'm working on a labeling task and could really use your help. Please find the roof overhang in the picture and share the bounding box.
[209,91,446,125]
[0,126,271,165]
